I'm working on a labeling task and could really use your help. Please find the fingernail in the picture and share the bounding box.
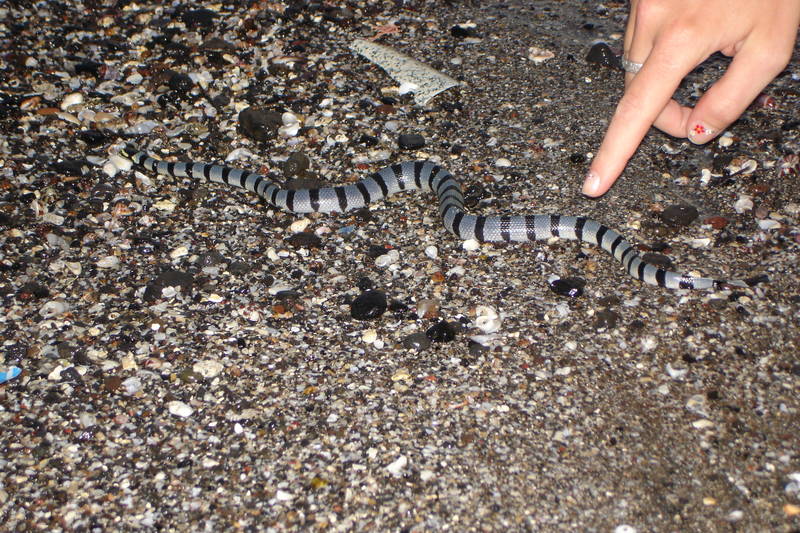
[582,170,601,196]
[688,122,716,144]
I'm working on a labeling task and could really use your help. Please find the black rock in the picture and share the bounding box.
[451,23,480,39]
[569,152,586,164]
[402,332,431,352]
[51,159,87,176]
[660,203,699,227]
[198,250,227,267]
[350,290,388,320]
[594,309,619,330]
[286,232,322,249]
[586,42,621,70]
[18,282,50,299]
[182,9,217,28]
[641,252,673,270]
[78,130,107,146]
[468,340,489,356]
[549,277,586,298]
[144,269,195,302]
[74,61,103,77]
[359,134,379,147]
[282,152,310,178]
[168,72,194,94]
[398,133,426,150]
[426,320,458,343]
[238,107,283,142]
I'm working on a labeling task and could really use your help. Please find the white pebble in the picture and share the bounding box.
[121,377,142,395]
[386,455,408,476]
[398,82,419,95]
[692,419,715,429]
[39,299,69,318]
[361,329,378,344]
[718,131,734,147]
[290,218,312,233]
[734,195,754,213]
[420,469,435,481]
[726,510,744,522]
[614,526,637,533]
[424,245,438,259]
[666,362,688,380]
[170,245,189,259]
[153,199,177,212]
[268,282,294,295]
[193,359,224,378]
[167,401,193,418]
[475,305,502,334]
[65,262,82,276]
[527,46,555,64]
[758,219,781,231]
[60,92,83,110]
[275,490,293,501]
[462,239,480,251]
[109,153,132,172]
[495,157,512,167]
[375,249,400,267]
[96,255,120,268]
[161,286,177,298]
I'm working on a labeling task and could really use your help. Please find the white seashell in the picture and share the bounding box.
[153,199,177,212]
[475,315,501,334]
[424,245,438,259]
[375,249,400,267]
[733,195,754,213]
[40,300,69,318]
[170,245,189,259]
[718,131,734,147]
[758,219,781,230]
[495,157,511,167]
[193,360,224,378]
[386,455,408,476]
[60,92,83,110]
[278,123,300,137]
[462,239,480,251]
[361,329,378,343]
[290,218,312,233]
[398,82,419,95]
[109,153,133,172]
[527,46,555,64]
[167,401,193,418]
[96,255,120,268]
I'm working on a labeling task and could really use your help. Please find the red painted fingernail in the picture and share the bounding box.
[688,122,716,144]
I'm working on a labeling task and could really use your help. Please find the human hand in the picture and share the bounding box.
[583,0,800,197]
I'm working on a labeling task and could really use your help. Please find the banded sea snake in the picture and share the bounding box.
[119,145,754,290]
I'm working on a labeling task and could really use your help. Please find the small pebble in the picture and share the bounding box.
[593,309,619,329]
[462,239,480,251]
[350,290,387,320]
[193,360,224,379]
[660,204,699,226]
[424,245,438,259]
[402,332,431,352]
[549,277,585,298]
[167,401,194,418]
[495,158,511,167]
[426,320,458,343]
[398,133,426,150]
[586,42,620,69]
[375,249,400,267]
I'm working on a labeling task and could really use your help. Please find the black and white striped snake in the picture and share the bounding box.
[120,145,751,290]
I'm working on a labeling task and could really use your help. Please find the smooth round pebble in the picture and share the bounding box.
[167,401,194,418]
[402,332,431,352]
[350,290,388,320]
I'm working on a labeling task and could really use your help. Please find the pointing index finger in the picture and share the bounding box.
[584,42,704,197]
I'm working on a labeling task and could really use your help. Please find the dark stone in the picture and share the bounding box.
[51,159,87,176]
[451,23,480,39]
[356,277,373,291]
[594,309,619,329]
[228,261,251,275]
[569,152,586,164]
[238,107,283,142]
[18,282,50,300]
[350,290,387,320]
[359,134,379,146]
[168,72,194,94]
[549,277,586,298]
[286,232,322,249]
[200,37,236,51]
[74,61,103,77]
[468,340,489,356]
[398,133,426,150]
[144,269,194,302]
[641,253,673,270]
[282,152,310,178]
[366,245,389,259]
[60,366,83,384]
[660,204,699,226]
[426,320,458,343]
[585,42,620,70]
[182,9,217,28]
[402,332,431,352]
[198,250,226,267]
[78,130,107,146]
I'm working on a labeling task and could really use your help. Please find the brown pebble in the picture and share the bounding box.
[704,216,729,230]
[431,271,445,283]
[36,107,60,115]
[103,376,122,392]
[375,104,396,115]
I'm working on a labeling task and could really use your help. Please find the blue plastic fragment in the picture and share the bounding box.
[0,366,22,385]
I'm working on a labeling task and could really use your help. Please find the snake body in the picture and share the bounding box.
[120,145,750,290]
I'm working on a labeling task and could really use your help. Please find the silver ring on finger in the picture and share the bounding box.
[621,56,643,74]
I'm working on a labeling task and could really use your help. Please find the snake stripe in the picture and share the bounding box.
[119,146,751,290]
